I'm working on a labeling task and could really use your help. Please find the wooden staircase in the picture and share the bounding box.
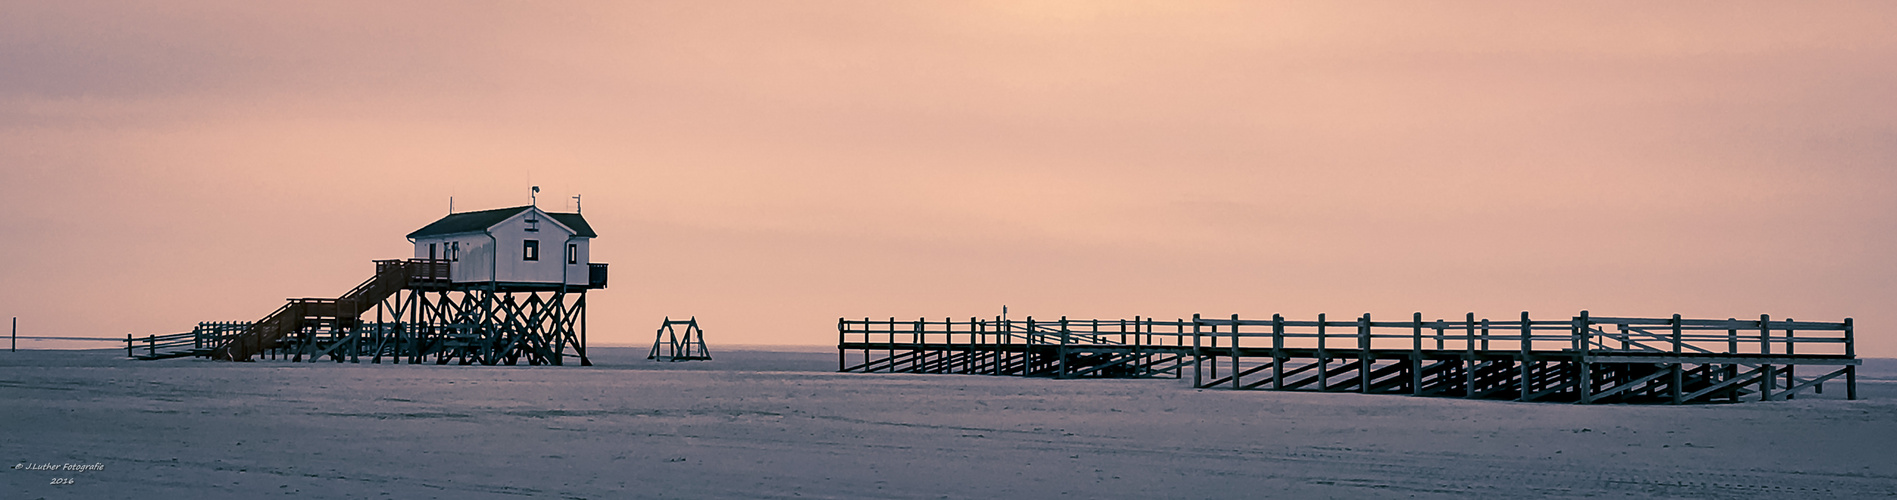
[212,259,445,361]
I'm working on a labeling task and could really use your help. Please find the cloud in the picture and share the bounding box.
[2,2,1895,353]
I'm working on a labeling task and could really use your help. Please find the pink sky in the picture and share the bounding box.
[3,2,1894,355]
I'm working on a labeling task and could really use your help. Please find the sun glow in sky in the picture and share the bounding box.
[2,2,1894,354]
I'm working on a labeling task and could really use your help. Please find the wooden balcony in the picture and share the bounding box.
[589,263,609,289]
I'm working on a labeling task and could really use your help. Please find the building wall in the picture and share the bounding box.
[413,207,593,286]
[413,233,494,282]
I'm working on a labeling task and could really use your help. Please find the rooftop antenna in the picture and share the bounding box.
[531,186,539,208]
[449,196,454,214]
[572,194,582,213]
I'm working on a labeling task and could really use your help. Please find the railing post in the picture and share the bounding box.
[1273,314,1285,390]
[966,316,976,374]
[1360,313,1372,394]
[1412,312,1424,396]
[1207,321,1218,381]
[1785,318,1796,400]
[1058,316,1070,379]
[1671,314,1683,355]
[148,334,156,358]
[1519,311,1532,402]
[1434,319,1444,350]
[1231,314,1242,390]
[1131,316,1141,376]
[1480,317,1490,352]
[127,333,133,358]
[1760,314,1773,401]
[1845,317,1857,400]
[1671,314,1684,405]
[997,315,1007,376]
[1192,314,1202,388]
[1316,313,1329,391]
[1464,313,1476,399]
[1027,317,1036,377]
[1577,310,1592,404]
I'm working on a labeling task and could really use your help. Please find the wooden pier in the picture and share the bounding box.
[838,312,1859,404]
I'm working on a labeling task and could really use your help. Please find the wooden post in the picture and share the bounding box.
[9,317,14,353]
[1464,313,1476,399]
[1131,316,1141,377]
[1785,318,1796,400]
[1208,321,1218,381]
[1317,313,1328,391]
[127,333,133,358]
[374,301,385,364]
[1480,318,1490,352]
[1231,314,1241,390]
[1192,314,1202,388]
[578,291,591,366]
[1434,320,1444,350]
[1358,313,1372,394]
[968,317,977,374]
[148,334,156,358]
[1175,318,1186,378]
[1058,316,1070,379]
[1272,314,1285,390]
[1519,312,1532,402]
[1726,318,1740,402]
[1001,316,1010,375]
[1845,318,1857,400]
[351,312,361,364]
[837,318,846,372]
[1759,314,1772,401]
[1412,312,1424,396]
[1671,314,1683,405]
[1577,310,1592,404]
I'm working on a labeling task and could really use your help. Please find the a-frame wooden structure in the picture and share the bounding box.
[650,317,712,362]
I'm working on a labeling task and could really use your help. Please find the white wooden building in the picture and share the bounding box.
[406,205,602,290]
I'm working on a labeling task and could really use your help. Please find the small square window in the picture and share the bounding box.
[567,244,578,264]
[523,240,539,261]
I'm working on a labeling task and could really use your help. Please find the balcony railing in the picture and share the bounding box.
[589,263,609,288]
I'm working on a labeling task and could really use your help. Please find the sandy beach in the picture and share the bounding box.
[3,348,1894,499]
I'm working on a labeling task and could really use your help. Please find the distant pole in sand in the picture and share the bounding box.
[11,317,15,352]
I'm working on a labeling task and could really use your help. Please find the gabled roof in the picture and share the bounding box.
[546,213,596,238]
[406,206,598,239]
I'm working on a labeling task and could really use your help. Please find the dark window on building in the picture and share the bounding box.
[567,244,578,264]
[523,240,539,261]
[429,243,437,260]
[450,242,459,261]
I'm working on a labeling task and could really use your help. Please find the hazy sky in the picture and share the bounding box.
[3,2,1894,355]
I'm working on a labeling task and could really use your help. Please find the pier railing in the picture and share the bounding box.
[1185,313,1853,360]
[839,312,1857,404]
